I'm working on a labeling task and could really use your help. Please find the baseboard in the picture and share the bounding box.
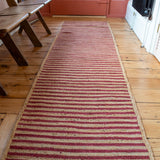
[52,15,106,18]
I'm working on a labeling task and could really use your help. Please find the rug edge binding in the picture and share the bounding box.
[107,23,154,160]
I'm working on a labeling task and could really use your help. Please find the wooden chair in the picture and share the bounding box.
[0,11,43,66]
[0,13,29,66]
[0,0,51,95]
[18,0,52,34]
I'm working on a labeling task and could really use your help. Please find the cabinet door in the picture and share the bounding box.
[51,0,109,16]
[154,26,160,62]
[40,3,52,16]
[107,0,129,17]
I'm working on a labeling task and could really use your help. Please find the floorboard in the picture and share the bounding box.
[0,16,159,159]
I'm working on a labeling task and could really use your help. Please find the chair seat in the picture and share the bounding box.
[0,13,29,36]
[0,4,44,16]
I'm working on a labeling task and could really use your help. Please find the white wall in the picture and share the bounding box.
[125,0,160,60]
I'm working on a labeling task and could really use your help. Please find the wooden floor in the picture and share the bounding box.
[0,16,159,159]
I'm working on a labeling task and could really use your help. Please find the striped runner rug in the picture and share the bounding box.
[5,21,152,160]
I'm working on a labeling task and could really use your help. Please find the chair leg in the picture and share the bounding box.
[36,11,51,34]
[18,25,23,34]
[0,83,7,96]
[20,19,42,47]
[1,33,28,66]
[18,18,39,34]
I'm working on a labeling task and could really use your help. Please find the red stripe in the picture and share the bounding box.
[22,113,137,119]
[29,97,131,102]
[24,109,135,115]
[44,63,120,65]
[45,59,120,61]
[43,64,121,67]
[20,118,137,125]
[16,128,141,135]
[14,133,142,140]
[37,79,125,82]
[43,63,121,66]
[18,123,139,130]
[42,67,122,70]
[32,90,130,95]
[40,72,124,79]
[37,79,126,83]
[45,59,120,62]
[40,74,124,78]
[41,70,123,74]
[36,83,127,87]
[44,62,120,64]
[40,71,124,74]
[10,146,148,153]
[12,139,146,146]
[31,94,131,99]
[40,73,124,78]
[7,152,150,159]
[45,56,117,58]
[42,64,121,66]
[27,105,133,110]
[28,101,132,106]
[34,85,128,89]
[34,87,128,92]
[45,56,119,58]
[38,76,125,80]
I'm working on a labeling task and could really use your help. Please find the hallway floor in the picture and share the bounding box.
[0,16,159,159]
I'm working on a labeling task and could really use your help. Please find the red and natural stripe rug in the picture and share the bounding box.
[5,21,152,159]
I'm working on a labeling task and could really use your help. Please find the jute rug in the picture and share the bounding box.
[5,21,153,159]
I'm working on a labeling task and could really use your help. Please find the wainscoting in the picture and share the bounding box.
[49,0,129,17]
